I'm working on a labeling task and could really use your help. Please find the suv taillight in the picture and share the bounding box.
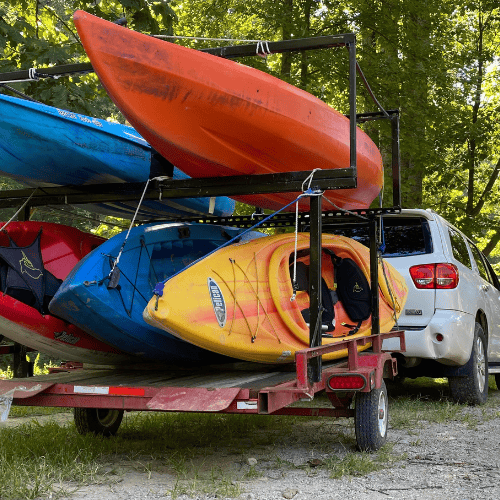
[409,263,459,289]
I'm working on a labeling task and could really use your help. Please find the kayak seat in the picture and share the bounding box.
[290,261,335,332]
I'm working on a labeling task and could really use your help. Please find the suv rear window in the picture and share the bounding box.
[323,217,433,257]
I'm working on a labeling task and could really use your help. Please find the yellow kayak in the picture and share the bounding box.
[143,233,408,364]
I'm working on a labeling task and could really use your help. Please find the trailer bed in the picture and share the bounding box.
[0,332,404,421]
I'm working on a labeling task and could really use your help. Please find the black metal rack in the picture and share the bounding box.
[0,33,401,384]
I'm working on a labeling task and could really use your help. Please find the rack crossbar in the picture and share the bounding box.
[0,170,356,209]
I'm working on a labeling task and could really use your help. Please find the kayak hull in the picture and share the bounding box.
[73,10,383,212]
[0,93,235,219]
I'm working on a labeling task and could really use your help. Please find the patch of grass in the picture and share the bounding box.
[460,413,480,430]
[390,395,463,429]
[272,455,296,469]
[0,421,111,500]
[388,376,500,430]
[241,465,262,479]
[324,443,404,479]
[388,377,476,428]
[9,406,71,417]
[325,452,382,478]
[169,476,241,500]
[488,376,498,391]
[167,462,241,499]
[0,411,297,499]
[118,412,296,453]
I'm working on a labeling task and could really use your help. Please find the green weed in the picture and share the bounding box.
[325,452,382,478]
[0,410,294,499]
[324,443,403,479]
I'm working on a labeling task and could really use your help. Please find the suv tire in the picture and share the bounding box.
[448,322,488,405]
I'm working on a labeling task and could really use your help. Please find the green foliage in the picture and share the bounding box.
[1,0,500,257]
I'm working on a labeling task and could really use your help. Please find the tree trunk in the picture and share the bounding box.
[466,12,485,216]
[280,0,294,82]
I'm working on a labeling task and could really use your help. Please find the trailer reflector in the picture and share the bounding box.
[109,387,145,396]
[327,374,366,391]
[73,386,145,396]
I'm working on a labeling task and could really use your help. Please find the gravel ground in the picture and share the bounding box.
[5,385,500,500]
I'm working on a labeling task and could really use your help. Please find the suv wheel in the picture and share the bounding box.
[448,322,488,405]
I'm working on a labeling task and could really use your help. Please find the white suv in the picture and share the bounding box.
[327,208,500,405]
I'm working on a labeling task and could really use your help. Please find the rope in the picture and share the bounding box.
[378,215,386,253]
[210,267,253,336]
[107,179,150,280]
[232,258,281,343]
[0,188,38,232]
[35,205,129,230]
[153,35,270,43]
[379,254,400,329]
[153,191,309,298]
[301,168,322,192]
[290,197,301,302]
[126,239,145,315]
[291,168,323,301]
[256,41,272,57]
[228,258,238,334]
[142,238,159,284]
[356,62,390,119]
[322,196,369,220]
[0,84,41,102]
[110,261,151,313]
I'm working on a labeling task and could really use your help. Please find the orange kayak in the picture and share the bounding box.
[73,11,383,211]
[143,234,408,364]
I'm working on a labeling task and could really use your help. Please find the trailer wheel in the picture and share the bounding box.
[74,408,124,437]
[354,379,388,452]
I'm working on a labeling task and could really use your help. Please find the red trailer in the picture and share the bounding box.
[0,331,404,452]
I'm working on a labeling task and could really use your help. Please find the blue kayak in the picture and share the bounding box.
[49,222,265,364]
[0,92,235,219]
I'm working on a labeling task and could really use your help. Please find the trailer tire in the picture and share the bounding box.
[448,322,488,405]
[495,374,500,391]
[74,408,124,437]
[354,379,388,452]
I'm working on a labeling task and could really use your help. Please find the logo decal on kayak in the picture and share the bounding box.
[208,277,226,328]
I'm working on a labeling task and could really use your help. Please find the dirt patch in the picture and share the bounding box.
[5,391,500,500]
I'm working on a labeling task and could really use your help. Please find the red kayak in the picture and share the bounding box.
[0,222,138,365]
[73,11,383,211]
